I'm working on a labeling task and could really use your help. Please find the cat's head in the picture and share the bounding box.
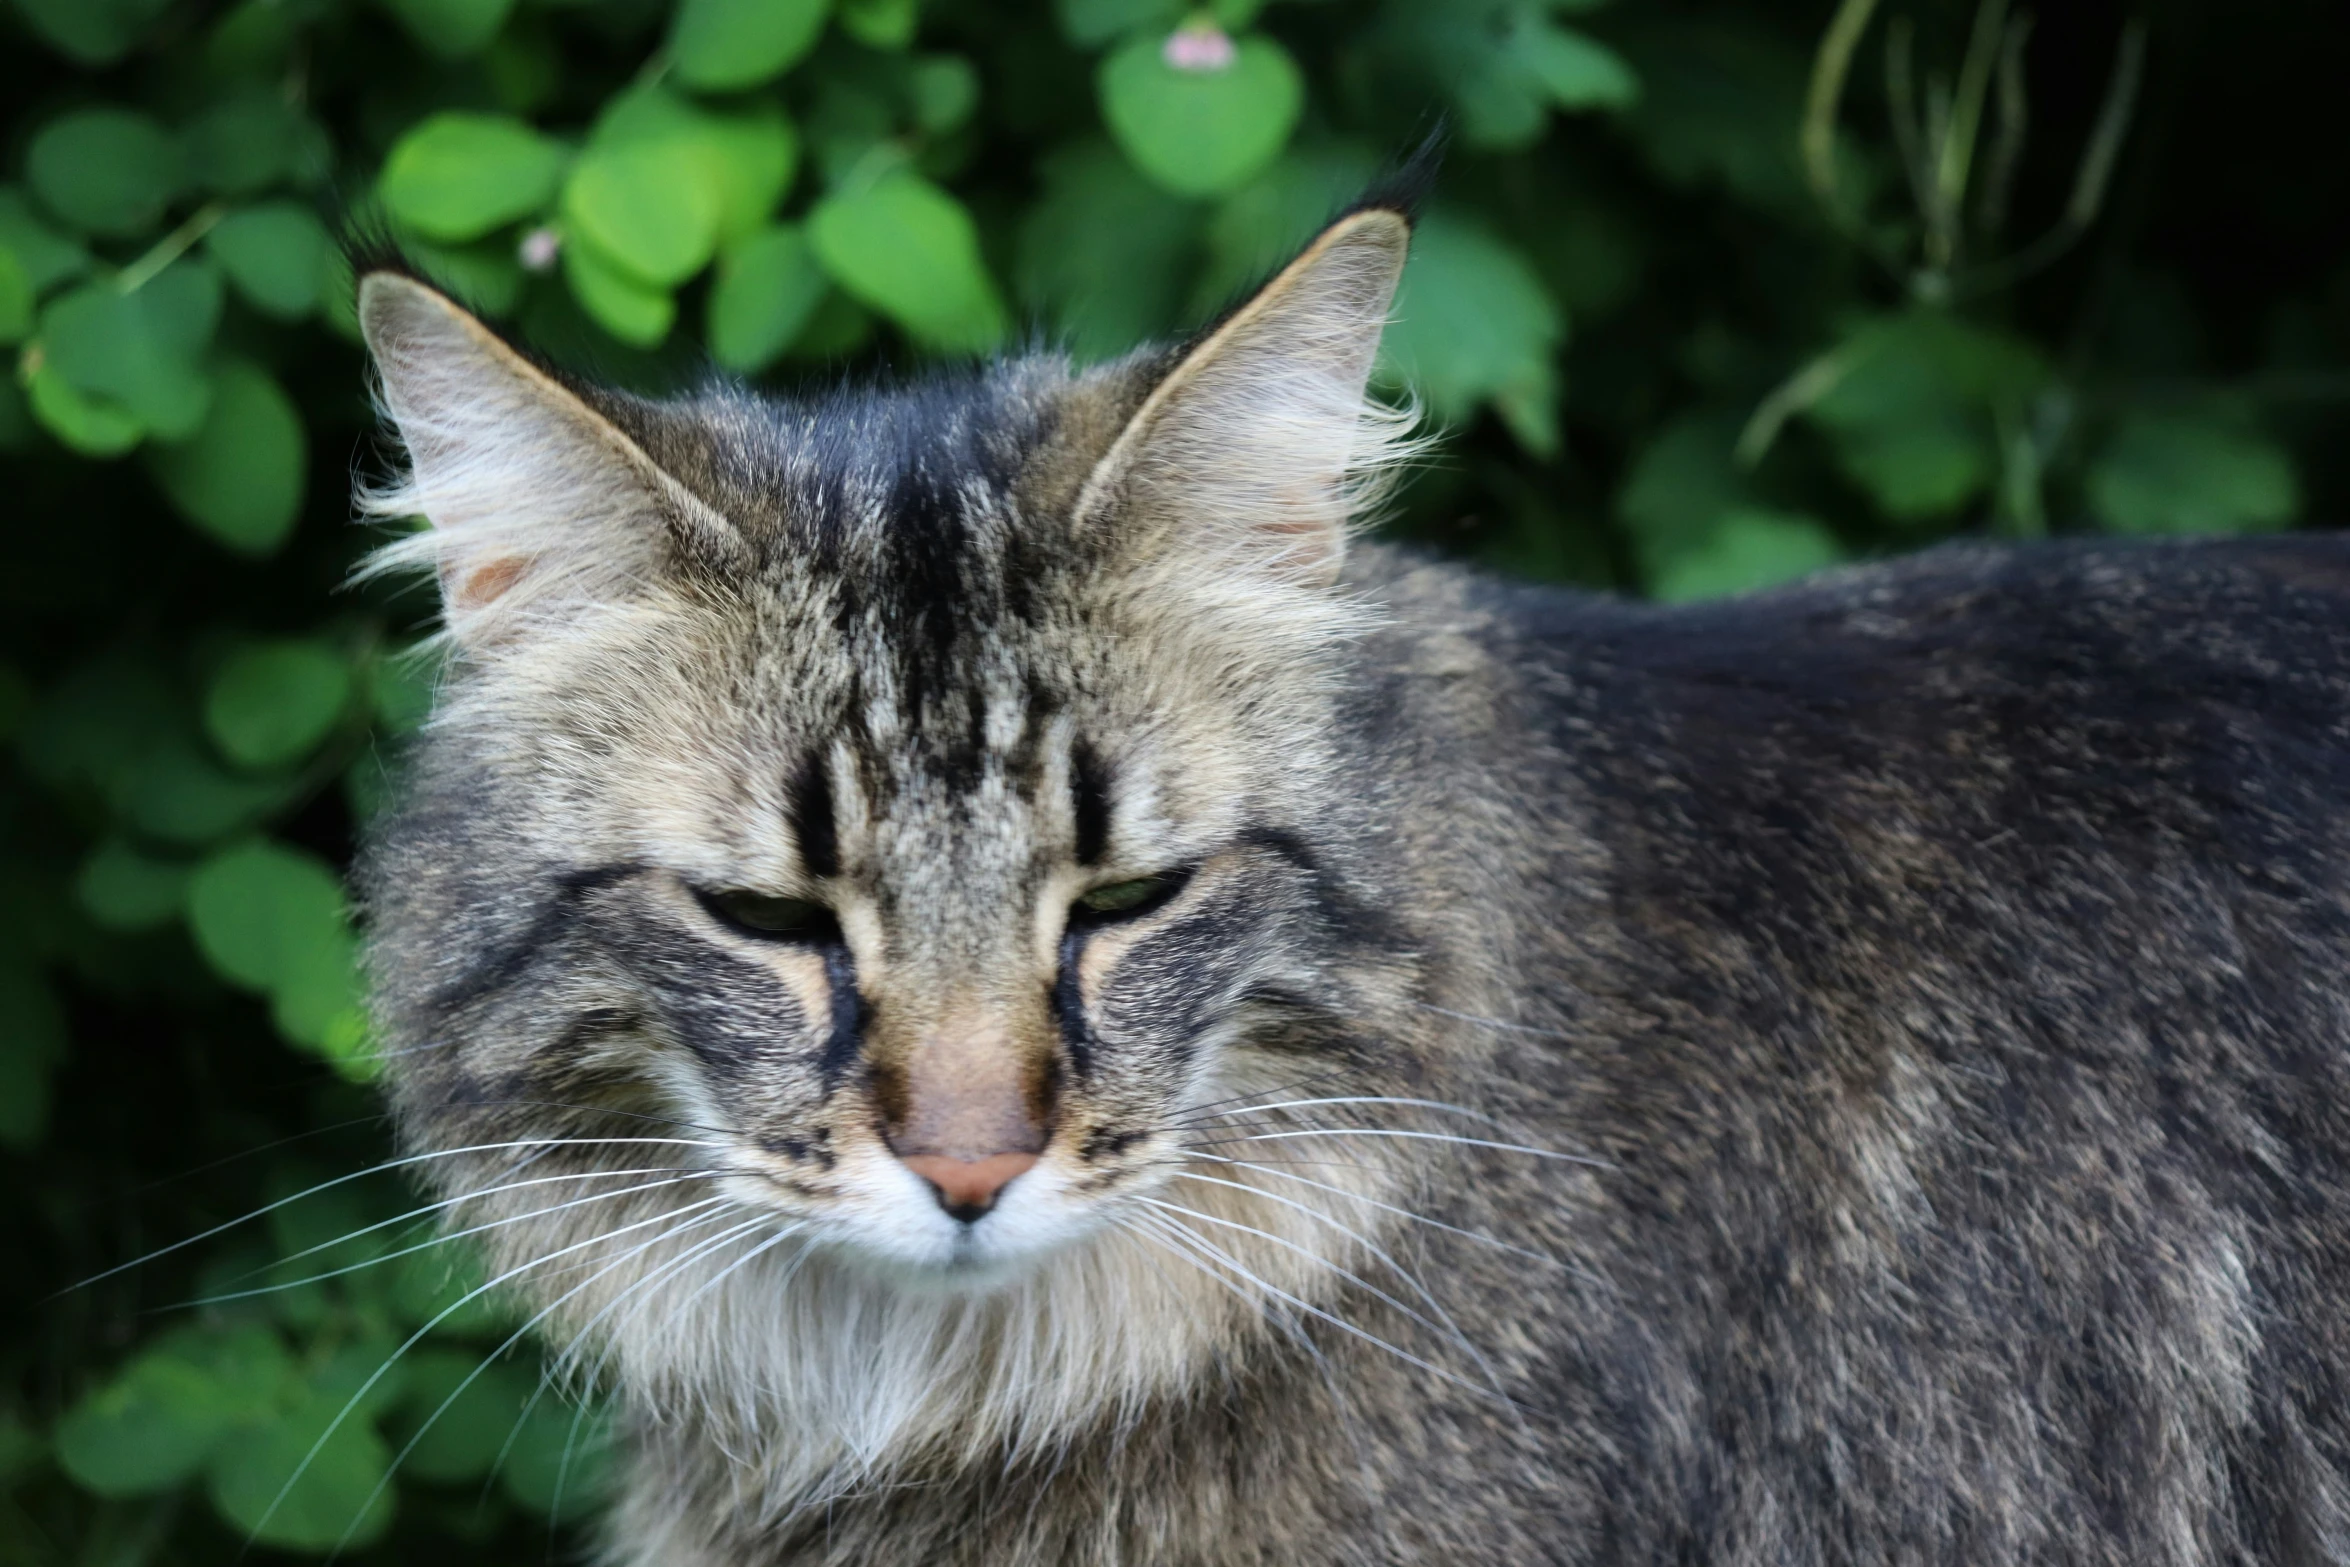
[358,198,1428,1334]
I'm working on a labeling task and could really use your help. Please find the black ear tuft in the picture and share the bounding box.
[337,206,512,323]
[1342,122,1448,230]
[340,210,421,293]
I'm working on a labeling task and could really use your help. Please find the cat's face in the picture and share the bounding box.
[359,207,1417,1306]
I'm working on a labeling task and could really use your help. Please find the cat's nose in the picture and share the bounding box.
[899,1151,1040,1222]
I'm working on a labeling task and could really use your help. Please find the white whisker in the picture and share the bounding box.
[1164,1170,1512,1400]
[328,1201,750,1560]
[182,1169,725,1307]
[1134,1194,1494,1391]
[1181,1151,1566,1268]
[250,1193,736,1549]
[67,1136,731,1293]
[1189,1128,1611,1168]
[1127,1204,1507,1404]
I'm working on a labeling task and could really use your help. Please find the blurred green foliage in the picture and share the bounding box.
[5,0,2349,1559]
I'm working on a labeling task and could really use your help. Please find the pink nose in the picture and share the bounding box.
[900,1151,1039,1221]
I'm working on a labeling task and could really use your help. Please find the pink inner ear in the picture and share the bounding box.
[449,556,528,608]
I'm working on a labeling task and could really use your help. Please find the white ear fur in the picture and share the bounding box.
[357,273,745,648]
[1074,208,1418,587]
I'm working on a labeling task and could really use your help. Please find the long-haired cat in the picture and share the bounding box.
[355,182,2350,1564]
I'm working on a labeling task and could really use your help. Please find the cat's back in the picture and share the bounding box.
[1367,537,2350,1564]
[1451,533,2350,919]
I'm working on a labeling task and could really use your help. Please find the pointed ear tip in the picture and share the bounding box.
[1335,206,1413,245]
[357,270,471,353]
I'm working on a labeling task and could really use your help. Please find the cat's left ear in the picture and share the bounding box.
[1075,203,1414,587]
[358,271,747,649]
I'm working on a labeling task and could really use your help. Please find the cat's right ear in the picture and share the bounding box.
[358,271,746,648]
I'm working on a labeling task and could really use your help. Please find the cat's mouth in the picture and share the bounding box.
[723,1137,1137,1286]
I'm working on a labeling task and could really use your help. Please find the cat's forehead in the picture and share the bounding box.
[611,358,1131,570]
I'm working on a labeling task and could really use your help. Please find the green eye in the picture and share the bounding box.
[1076,874,1179,918]
[700,889,836,940]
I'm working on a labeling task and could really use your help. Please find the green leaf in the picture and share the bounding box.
[1615,409,1756,579]
[1100,28,1302,198]
[562,88,797,289]
[499,1397,611,1522]
[314,1008,381,1082]
[380,114,569,244]
[205,202,332,320]
[1612,18,1810,214]
[389,1240,512,1335]
[146,359,306,555]
[1804,311,2047,522]
[0,963,65,1150]
[562,235,675,347]
[908,55,981,135]
[54,1345,248,1496]
[785,288,874,361]
[405,238,526,318]
[386,1355,535,1485]
[76,838,191,932]
[1381,213,1566,455]
[668,0,829,93]
[17,657,176,795]
[0,246,31,344]
[1057,0,1179,47]
[184,838,347,995]
[24,362,141,456]
[1017,139,1199,358]
[808,172,1008,352]
[0,187,93,291]
[2087,412,2300,536]
[1518,20,1640,110]
[183,90,324,198]
[1376,5,1637,151]
[40,276,214,442]
[269,922,361,1051]
[27,108,183,238]
[116,736,291,845]
[1650,508,1845,603]
[205,1379,396,1551]
[562,146,717,290]
[10,0,171,65]
[1190,143,1379,314]
[709,225,827,373]
[366,648,441,735]
[205,639,352,770]
[840,0,918,50]
[381,0,518,57]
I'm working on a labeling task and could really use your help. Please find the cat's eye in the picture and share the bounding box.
[696,888,839,942]
[1074,872,1185,920]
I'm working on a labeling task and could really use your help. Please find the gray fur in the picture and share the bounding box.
[357,214,2350,1564]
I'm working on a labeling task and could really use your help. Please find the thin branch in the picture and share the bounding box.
[116,203,226,295]
[1955,17,2147,297]
[1974,11,2036,239]
[1801,0,1886,226]
[1736,337,1877,469]
[1884,18,1934,228]
[1928,0,2012,268]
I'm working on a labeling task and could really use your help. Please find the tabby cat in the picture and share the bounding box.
[356,182,2350,1565]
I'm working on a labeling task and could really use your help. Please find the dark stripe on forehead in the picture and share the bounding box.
[1072,738,1111,866]
[791,753,839,880]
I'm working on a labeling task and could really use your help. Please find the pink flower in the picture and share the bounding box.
[517,226,561,272]
[1163,23,1237,73]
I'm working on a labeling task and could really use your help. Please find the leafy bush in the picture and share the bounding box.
[5,0,2346,1558]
